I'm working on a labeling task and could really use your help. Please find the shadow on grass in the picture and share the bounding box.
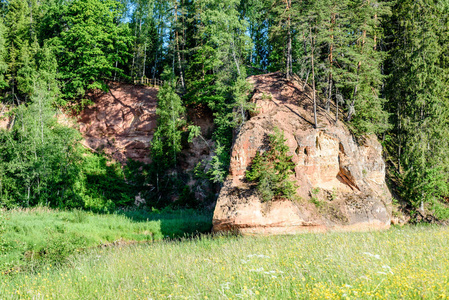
[116,208,214,240]
[0,208,215,275]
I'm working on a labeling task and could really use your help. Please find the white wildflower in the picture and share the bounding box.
[363,252,381,260]
[249,268,264,272]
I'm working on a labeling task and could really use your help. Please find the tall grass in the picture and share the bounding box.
[0,207,212,271]
[1,225,449,299]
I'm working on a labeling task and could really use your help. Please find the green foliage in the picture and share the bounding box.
[183,0,253,168]
[246,128,296,202]
[39,232,87,266]
[430,200,449,221]
[194,141,229,185]
[0,20,8,92]
[151,81,186,169]
[207,142,228,184]
[0,77,135,210]
[76,152,135,211]
[0,0,447,219]
[311,196,323,208]
[0,208,213,271]
[386,0,449,207]
[44,0,132,102]
[0,80,82,207]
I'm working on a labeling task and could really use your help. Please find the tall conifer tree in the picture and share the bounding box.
[387,0,449,206]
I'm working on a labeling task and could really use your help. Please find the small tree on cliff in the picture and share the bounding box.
[151,81,186,170]
[246,128,296,202]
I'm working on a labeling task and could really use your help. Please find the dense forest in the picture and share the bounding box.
[0,0,448,216]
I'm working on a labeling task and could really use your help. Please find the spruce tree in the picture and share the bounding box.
[387,0,449,206]
[0,19,8,92]
[151,80,186,169]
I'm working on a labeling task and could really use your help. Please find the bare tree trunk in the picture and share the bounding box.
[131,20,138,78]
[142,42,147,78]
[328,12,335,114]
[231,41,241,76]
[398,105,401,172]
[27,185,30,206]
[153,13,162,80]
[328,77,333,113]
[174,1,185,89]
[285,0,292,80]
[335,88,339,125]
[310,28,317,129]
[303,68,310,90]
[114,49,118,81]
[374,13,378,50]
[348,26,366,122]
[181,0,186,74]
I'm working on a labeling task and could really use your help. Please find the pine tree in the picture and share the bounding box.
[4,0,30,101]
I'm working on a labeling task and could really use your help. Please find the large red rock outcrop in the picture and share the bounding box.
[213,72,392,234]
[77,82,158,164]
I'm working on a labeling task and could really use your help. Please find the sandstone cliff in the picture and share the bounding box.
[77,82,158,164]
[213,72,392,234]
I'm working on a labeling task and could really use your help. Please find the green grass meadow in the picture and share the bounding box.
[1,212,449,299]
[0,208,212,272]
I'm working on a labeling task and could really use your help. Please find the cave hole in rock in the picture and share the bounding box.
[339,142,346,155]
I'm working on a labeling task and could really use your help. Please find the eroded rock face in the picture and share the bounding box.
[213,72,392,234]
[77,82,159,164]
[0,104,12,131]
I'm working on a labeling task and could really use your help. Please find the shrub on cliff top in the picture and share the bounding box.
[246,128,297,202]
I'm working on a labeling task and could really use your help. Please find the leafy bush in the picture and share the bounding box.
[430,200,449,221]
[77,152,135,211]
[39,232,87,266]
[246,128,297,202]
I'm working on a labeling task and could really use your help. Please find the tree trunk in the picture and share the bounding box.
[174,1,185,89]
[328,12,335,114]
[142,42,147,78]
[131,21,138,78]
[348,26,365,122]
[310,28,317,129]
[286,0,292,80]
[231,41,241,76]
[335,88,339,125]
[303,68,310,90]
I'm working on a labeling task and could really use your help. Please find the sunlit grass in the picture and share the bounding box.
[1,225,449,299]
